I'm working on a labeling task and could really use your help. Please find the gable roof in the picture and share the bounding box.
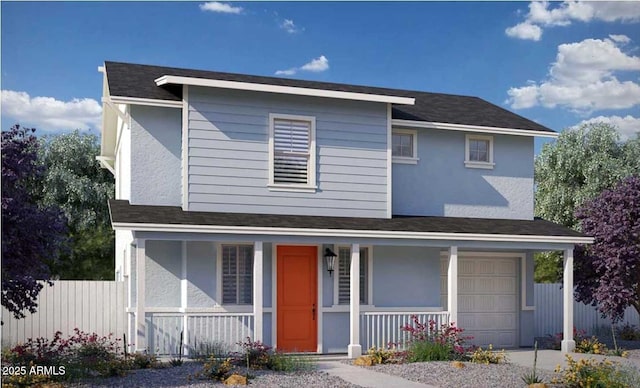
[109,200,591,244]
[104,61,554,134]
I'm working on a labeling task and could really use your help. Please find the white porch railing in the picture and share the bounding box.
[146,314,183,355]
[146,313,254,355]
[187,313,254,355]
[360,311,450,350]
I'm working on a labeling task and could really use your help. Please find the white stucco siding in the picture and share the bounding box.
[186,241,217,308]
[393,130,534,220]
[145,240,182,308]
[130,105,182,206]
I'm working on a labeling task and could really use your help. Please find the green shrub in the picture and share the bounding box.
[575,336,608,355]
[470,344,507,364]
[407,340,454,362]
[552,354,640,388]
[130,352,158,369]
[366,346,405,364]
[617,323,640,341]
[269,352,316,372]
[190,340,230,360]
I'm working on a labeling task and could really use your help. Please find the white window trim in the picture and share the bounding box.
[333,245,374,306]
[392,128,419,164]
[268,113,317,192]
[216,242,254,306]
[465,134,495,169]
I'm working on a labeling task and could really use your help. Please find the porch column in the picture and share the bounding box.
[253,241,263,342]
[447,246,458,326]
[135,239,146,352]
[562,248,575,353]
[181,242,188,356]
[348,243,361,358]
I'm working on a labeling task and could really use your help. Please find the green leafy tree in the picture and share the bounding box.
[534,123,640,282]
[35,131,115,279]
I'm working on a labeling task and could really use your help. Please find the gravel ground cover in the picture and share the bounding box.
[368,361,559,388]
[70,361,361,388]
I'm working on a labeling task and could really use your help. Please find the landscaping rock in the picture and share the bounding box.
[527,383,547,388]
[451,361,465,369]
[224,373,247,385]
[353,355,375,366]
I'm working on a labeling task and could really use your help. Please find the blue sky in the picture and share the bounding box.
[2,1,639,154]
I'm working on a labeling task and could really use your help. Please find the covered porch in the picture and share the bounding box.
[109,200,591,357]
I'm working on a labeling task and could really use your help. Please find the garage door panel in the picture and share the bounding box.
[441,255,519,348]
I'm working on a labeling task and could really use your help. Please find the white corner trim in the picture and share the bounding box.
[182,85,190,211]
[112,222,594,244]
[392,119,558,138]
[271,244,278,349]
[109,95,183,108]
[386,104,392,219]
[155,75,415,105]
[316,245,323,354]
[253,241,264,342]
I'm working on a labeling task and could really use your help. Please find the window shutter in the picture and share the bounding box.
[273,119,310,184]
[338,247,368,305]
[221,245,253,305]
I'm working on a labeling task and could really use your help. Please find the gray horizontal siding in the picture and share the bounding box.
[187,87,388,217]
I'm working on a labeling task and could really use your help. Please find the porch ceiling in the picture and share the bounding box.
[109,200,591,245]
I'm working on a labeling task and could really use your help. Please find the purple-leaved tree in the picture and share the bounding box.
[574,175,640,322]
[1,125,68,319]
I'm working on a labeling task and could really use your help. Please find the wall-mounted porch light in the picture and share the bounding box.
[324,248,337,277]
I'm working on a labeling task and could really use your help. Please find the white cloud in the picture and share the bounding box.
[609,34,631,44]
[574,115,640,141]
[300,55,329,72]
[275,55,329,76]
[199,2,242,14]
[505,22,542,41]
[280,19,302,34]
[506,37,640,113]
[1,90,101,132]
[275,68,296,76]
[506,1,640,41]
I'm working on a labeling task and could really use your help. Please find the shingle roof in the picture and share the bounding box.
[104,61,554,134]
[109,200,584,238]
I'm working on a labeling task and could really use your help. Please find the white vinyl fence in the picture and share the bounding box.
[1,281,127,348]
[535,283,640,337]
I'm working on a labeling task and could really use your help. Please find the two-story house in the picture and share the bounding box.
[98,61,591,357]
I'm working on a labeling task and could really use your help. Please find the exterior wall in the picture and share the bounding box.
[186,241,217,307]
[186,87,388,218]
[145,240,182,308]
[372,246,441,307]
[392,128,534,220]
[130,105,182,206]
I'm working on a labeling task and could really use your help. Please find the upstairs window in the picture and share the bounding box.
[221,244,253,305]
[392,129,418,164]
[336,246,371,305]
[269,114,316,191]
[465,134,494,169]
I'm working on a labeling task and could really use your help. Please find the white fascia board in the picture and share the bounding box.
[112,222,594,245]
[155,75,415,105]
[392,119,559,138]
[109,95,183,108]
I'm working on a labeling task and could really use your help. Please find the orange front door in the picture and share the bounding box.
[277,245,317,352]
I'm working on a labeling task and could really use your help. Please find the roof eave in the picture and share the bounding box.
[392,119,558,138]
[154,75,415,105]
[111,221,593,245]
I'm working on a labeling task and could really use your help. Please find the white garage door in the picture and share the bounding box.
[441,256,518,348]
